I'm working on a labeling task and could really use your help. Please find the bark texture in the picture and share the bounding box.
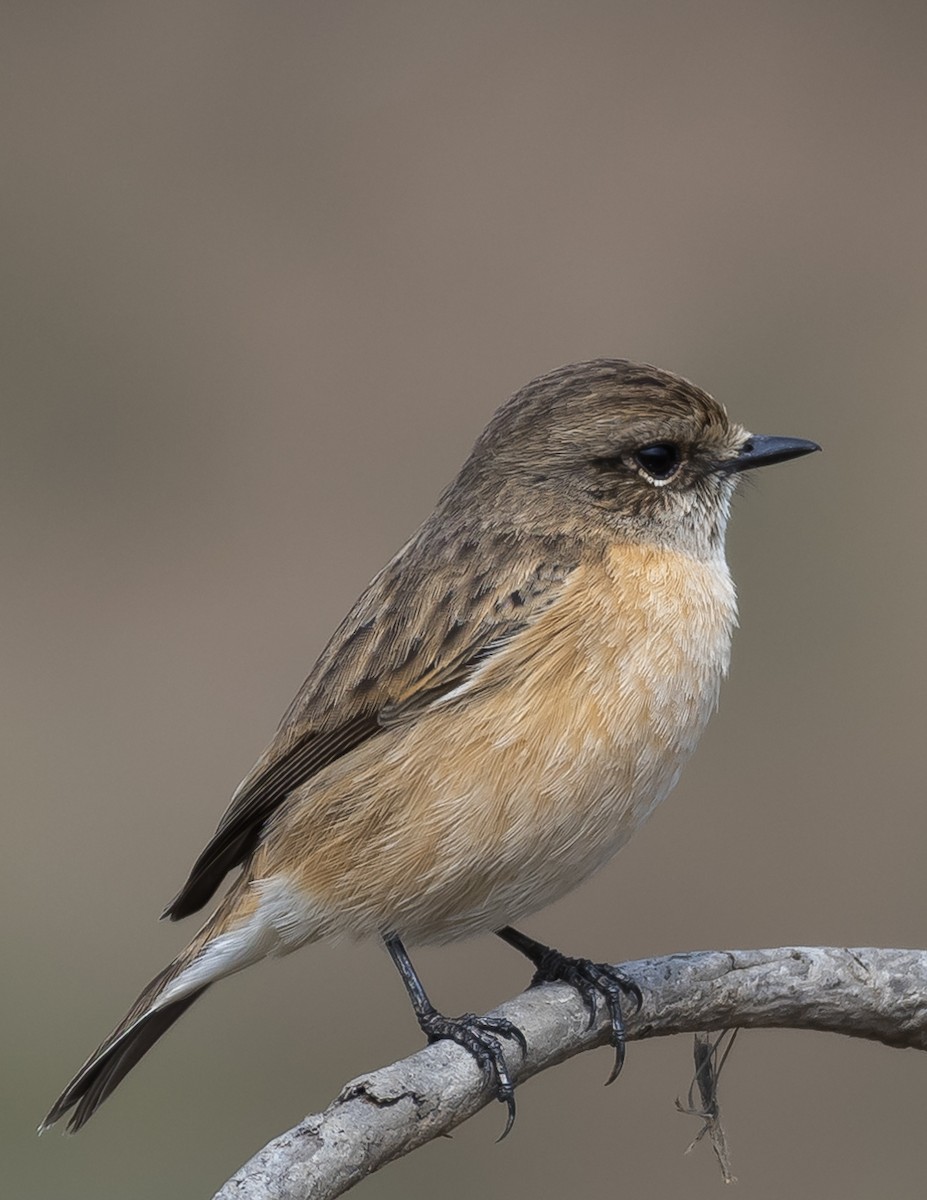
[213,946,927,1199]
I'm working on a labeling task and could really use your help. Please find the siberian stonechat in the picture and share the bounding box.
[43,358,819,1134]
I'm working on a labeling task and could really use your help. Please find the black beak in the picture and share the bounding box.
[728,435,821,473]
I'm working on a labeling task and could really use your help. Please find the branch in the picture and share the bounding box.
[213,946,927,1200]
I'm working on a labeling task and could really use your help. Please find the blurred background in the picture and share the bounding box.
[5,2,927,1197]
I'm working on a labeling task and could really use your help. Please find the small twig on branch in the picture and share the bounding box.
[213,946,927,1200]
[675,1028,739,1182]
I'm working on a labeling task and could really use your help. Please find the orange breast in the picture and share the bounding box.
[251,543,737,946]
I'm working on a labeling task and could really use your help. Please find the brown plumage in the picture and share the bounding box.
[42,359,819,1133]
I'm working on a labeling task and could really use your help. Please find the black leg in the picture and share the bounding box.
[496,925,642,1084]
[384,933,527,1139]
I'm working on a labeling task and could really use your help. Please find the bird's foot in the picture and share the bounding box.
[418,1009,527,1139]
[528,946,641,1083]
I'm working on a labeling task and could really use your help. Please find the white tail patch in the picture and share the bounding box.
[156,912,280,1010]
[155,874,326,1011]
[250,873,331,949]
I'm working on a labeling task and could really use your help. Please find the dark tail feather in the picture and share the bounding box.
[41,986,209,1133]
[42,874,257,1133]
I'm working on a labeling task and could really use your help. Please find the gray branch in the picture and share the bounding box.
[213,946,927,1200]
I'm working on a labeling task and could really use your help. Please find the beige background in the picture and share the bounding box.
[5,3,927,1197]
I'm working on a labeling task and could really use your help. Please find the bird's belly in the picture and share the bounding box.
[380,654,715,943]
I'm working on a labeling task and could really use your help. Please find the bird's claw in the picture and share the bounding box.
[419,1010,526,1138]
[529,950,641,1084]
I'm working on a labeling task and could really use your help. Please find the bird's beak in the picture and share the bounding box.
[728,435,821,472]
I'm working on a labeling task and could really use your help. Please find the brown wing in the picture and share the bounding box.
[163,520,579,920]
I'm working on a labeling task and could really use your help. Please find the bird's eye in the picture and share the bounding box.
[633,443,680,480]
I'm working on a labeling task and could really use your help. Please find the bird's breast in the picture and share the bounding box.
[256,543,737,945]
[445,540,738,845]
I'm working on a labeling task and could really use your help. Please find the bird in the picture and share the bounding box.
[42,358,819,1136]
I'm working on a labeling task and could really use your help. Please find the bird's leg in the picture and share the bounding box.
[495,925,642,1084]
[383,933,527,1138]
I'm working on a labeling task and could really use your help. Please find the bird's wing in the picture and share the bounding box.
[163,528,579,920]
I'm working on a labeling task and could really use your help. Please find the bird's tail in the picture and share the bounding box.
[41,876,277,1133]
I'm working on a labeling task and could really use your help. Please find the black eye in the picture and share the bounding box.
[634,443,680,480]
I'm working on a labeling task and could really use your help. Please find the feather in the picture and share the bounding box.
[163,529,579,920]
